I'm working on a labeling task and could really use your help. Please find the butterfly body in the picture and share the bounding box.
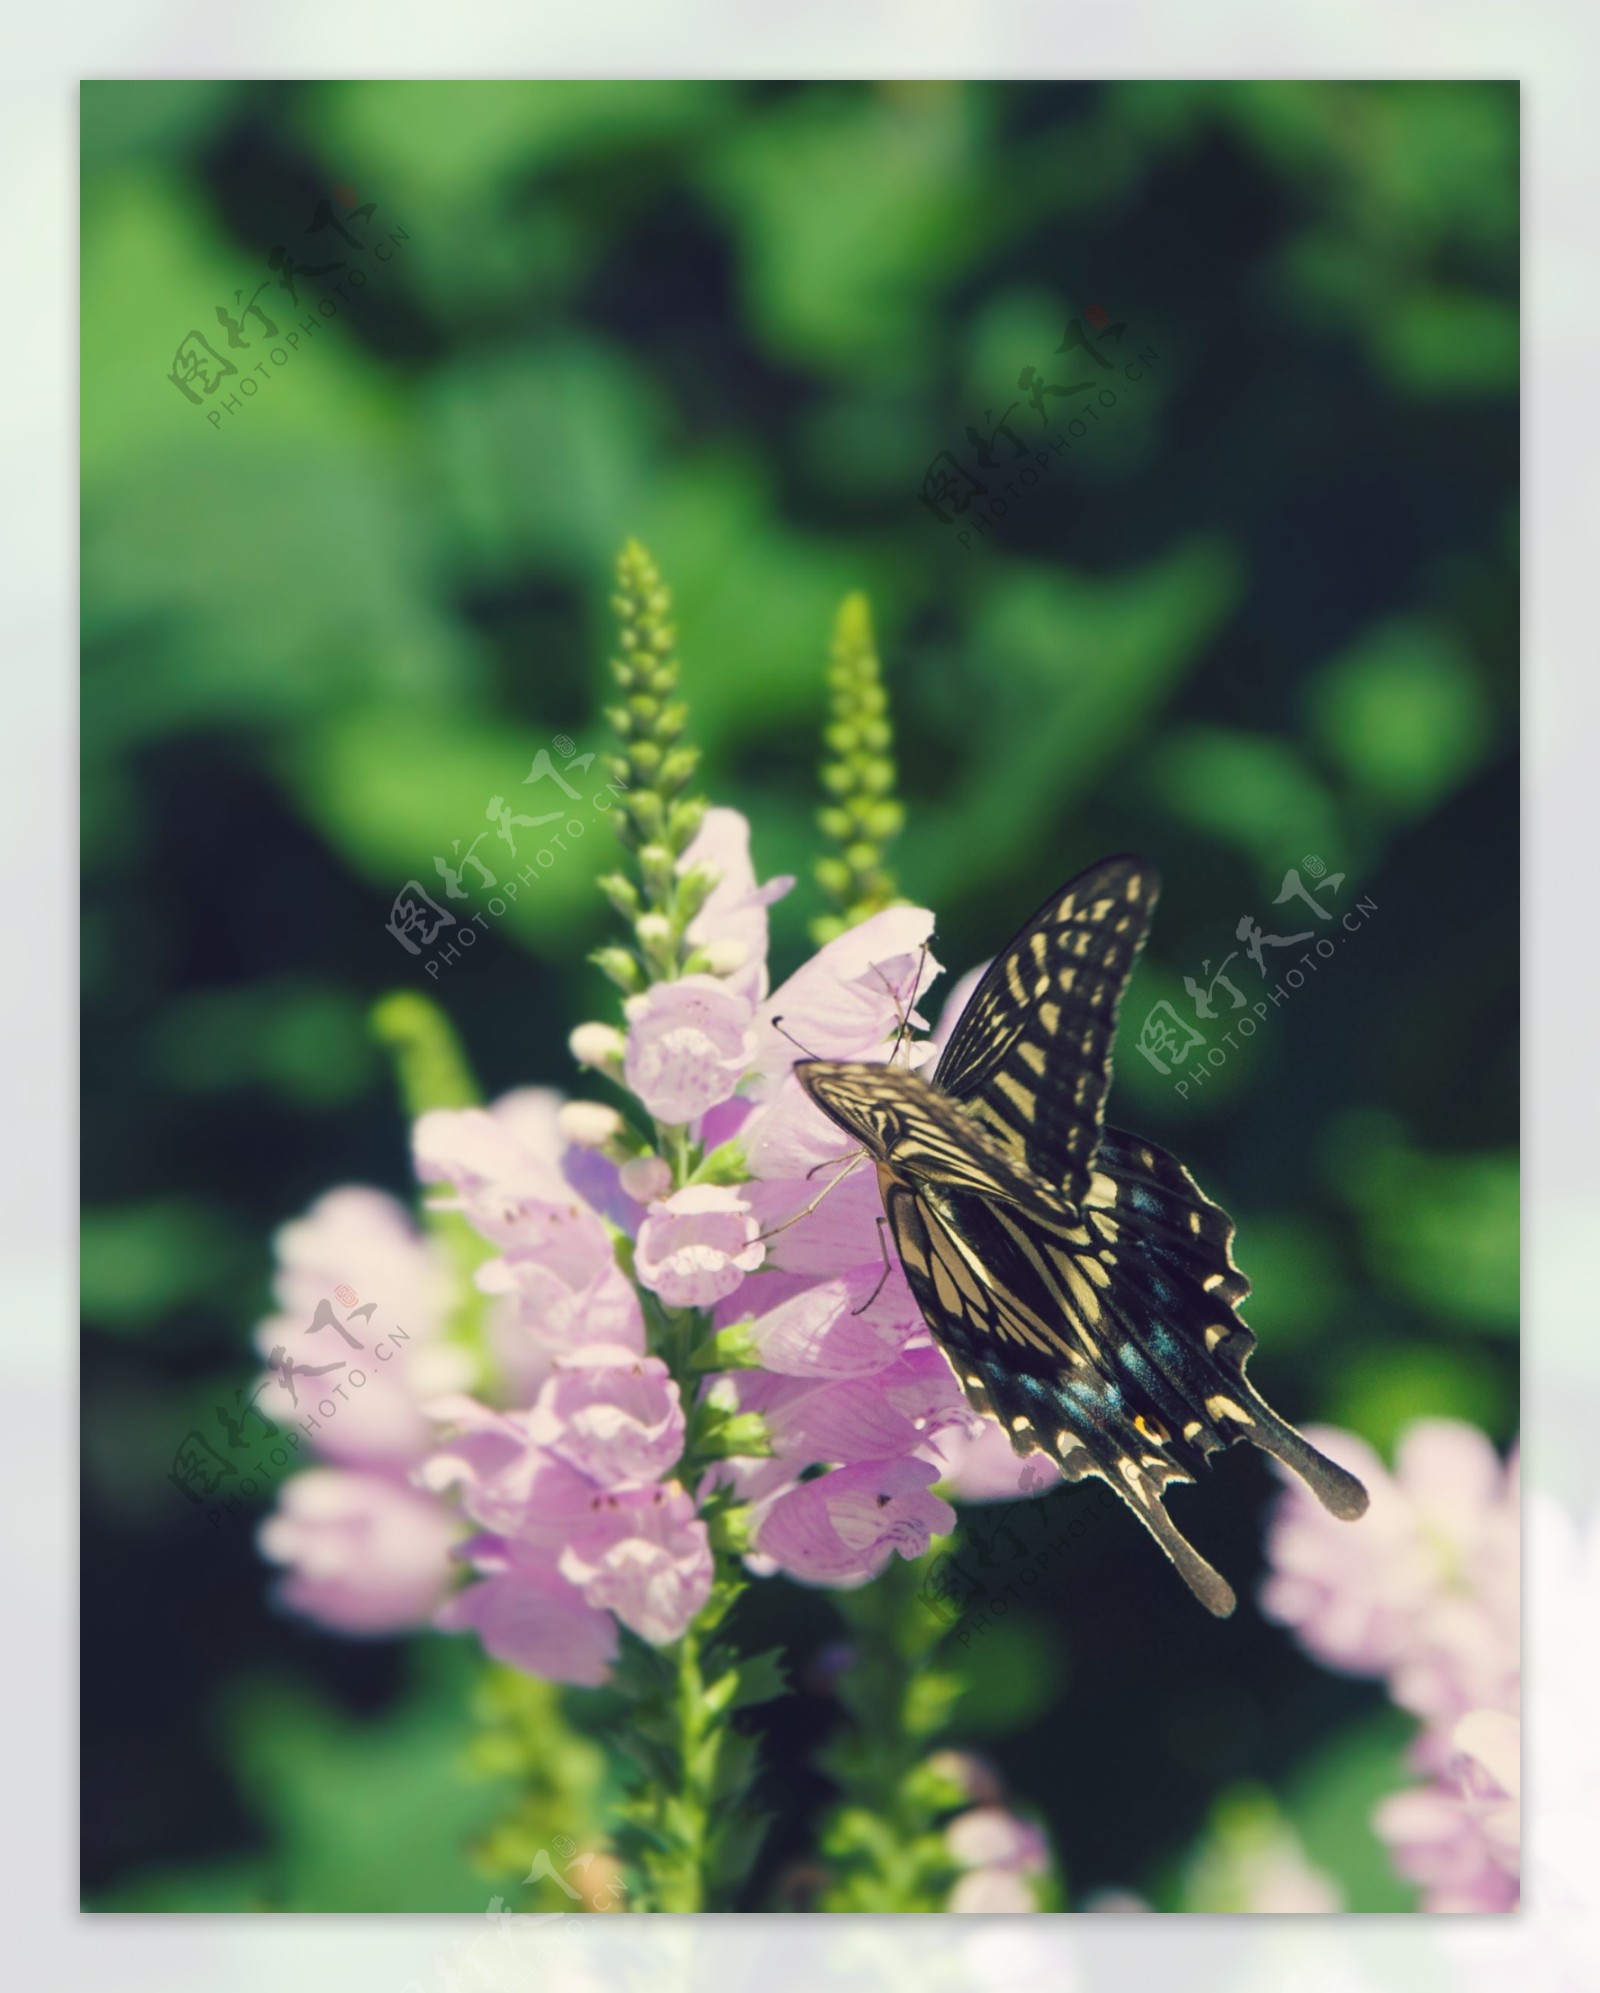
[794,856,1367,1618]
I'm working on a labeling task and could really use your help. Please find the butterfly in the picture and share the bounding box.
[794,854,1368,1618]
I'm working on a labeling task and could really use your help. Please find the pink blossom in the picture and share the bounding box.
[725,1347,966,1467]
[923,1417,1065,1504]
[529,1347,686,1487]
[747,904,940,1088]
[946,1807,1050,1874]
[945,1805,1050,1914]
[1374,1710,1521,1913]
[753,1457,955,1587]
[635,1185,765,1308]
[740,1166,895,1281]
[948,1869,1036,1913]
[1260,1419,1519,1742]
[419,1396,610,1551]
[724,1266,920,1379]
[623,976,756,1126]
[253,1187,474,1470]
[418,1107,645,1396]
[436,1538,619,1687]
[258,1469,460,1635]
[413,1090,569,1231]
[679,806,793,1002]
[558,1482,714,1645]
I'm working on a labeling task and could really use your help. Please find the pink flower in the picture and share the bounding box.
[635,1185,765,1308]
[529,1347,686,1487]
[724,1266,921,1379]
[479,1242,647,1402]
[417,1098,646,1396]
[948,1869,1036,1913]
[1260,1419,1519,1740]
[946,1807,1050,1874]
[623,976,755,1126]
[253,1187,474,1470]
[413,1091,567,1229]
[679,806,793,1002]
[923,1417,1065,1504]
[1375,1710,1521,1912]
[945,1805,1050,1914]
[558,1483,714,1645]
[746,904,940,1088]
[436,1538,619,1687]
[258,1469,460,1635]
[726,1347,966,1467]
[421,1396,621,1548]
[753,1457,955,1587]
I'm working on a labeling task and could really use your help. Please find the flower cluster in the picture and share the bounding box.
[1260,1418,1520,1910]
[254,800,1021,1689]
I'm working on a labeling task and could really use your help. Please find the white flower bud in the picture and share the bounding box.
[557,1101,624,1150]
[702,938,749,976]
[619,1155,673,1204]
[569,1021,626,1069]
[636,913,673,948]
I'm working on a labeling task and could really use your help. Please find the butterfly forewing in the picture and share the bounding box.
[933,856,1159,1209]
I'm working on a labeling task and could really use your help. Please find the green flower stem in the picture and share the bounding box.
[467,1668,611,1899]
[816,1551,967,1911]
[583,539,781,1908]
[812,591,905,945]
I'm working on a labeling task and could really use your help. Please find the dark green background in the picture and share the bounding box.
[81,79,1517,1911]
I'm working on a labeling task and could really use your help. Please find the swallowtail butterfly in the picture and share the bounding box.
[795,855,1368,1617]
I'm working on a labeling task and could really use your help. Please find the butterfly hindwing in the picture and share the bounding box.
[933,856,1158,1209]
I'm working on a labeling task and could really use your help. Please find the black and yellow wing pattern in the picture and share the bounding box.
[795,855,1368,1618]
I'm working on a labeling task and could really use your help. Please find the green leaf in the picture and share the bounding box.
[688,1138,752,1186]
[720,1648,790,1713]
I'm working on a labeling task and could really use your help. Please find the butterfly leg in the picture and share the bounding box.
[868,942,931,1069]
[851,1214,895,1317]
[754,1153,868,1246]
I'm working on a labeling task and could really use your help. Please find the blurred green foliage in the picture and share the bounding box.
[81,79,1516,1913]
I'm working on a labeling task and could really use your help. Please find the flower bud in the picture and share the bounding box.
[557,1101,624,1150]
[701,937,749,977]
[619,1154,673,1204]
[569,1021,626,1070]
[591,946,644,994]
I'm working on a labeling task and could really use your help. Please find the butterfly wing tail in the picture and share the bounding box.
[1119,1472,1238,1618]
[1052,1437,1237,1619]
[1216,1383,1371,1521]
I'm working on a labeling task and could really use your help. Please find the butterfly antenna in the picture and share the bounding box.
[770,1015,822,1061]
[870,940,930,1070]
